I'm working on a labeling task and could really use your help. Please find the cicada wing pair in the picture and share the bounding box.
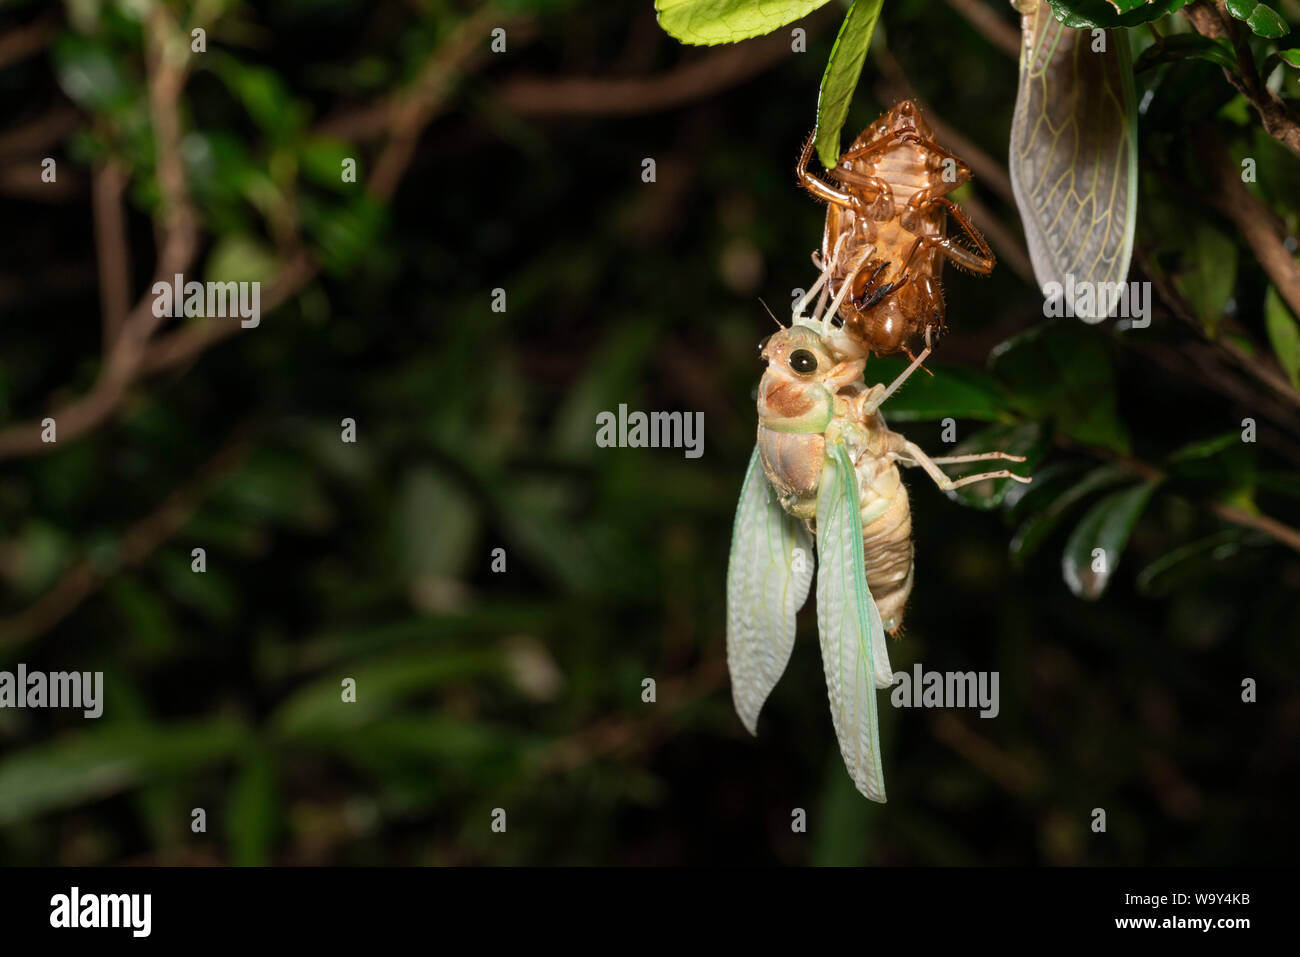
[725,442,893,802]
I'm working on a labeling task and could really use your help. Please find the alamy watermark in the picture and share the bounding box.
[152,273,261,328]
[0,665,103,718]
[890,665,999,718]
[1043,275,1150,326]
[595,404,703,459]
[50,887,150,937]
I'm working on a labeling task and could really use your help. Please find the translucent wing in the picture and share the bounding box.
[815,441,891,803]
[725,445,815,734]
[1009,0,1137,319]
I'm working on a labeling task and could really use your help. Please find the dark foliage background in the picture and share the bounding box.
[0,0,1297,865]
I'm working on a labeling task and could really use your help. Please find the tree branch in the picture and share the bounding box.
[92,160,131,349]
[0,423,256,649]
[1183,1,1300,157]
[944,0,1022,58]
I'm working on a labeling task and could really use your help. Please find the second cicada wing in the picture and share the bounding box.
[1009,0,1137,318]
[726,445,815,735]
[815,441,892,803]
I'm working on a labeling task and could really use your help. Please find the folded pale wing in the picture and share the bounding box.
[815,441,889,802]
[725,445,816,734]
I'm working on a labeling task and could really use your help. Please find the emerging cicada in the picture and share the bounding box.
[726,282,1029,801]
[796,100,995,358]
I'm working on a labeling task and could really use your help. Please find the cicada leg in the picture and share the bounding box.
[792,266,829,322]
[819,241,875,338]
[857,327,934,416]
[929,197,995,275]
[928,451,1028,466]
[898,441,1032,492]
[796,134,864,213]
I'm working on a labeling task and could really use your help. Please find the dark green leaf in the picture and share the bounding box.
[0,721,248,826]
[868,358,1013,423]
[1133,34,1238,73]
[1010,464,1132,567]
[272,650,505,737]
[1047,0,1189,29]
[1246,4,1289,37]
[227,746,278,866]
[1172,224,1236,335]
[989,321,1130,454]
[1136,529,1257,597]
[815,0,885,169]
[1264,287,1300,389]
[1061,481,1159,599]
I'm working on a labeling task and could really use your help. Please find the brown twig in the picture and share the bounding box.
[369,8,512,201]
[1135,238,1300,414]
[1183,1,1300,157]
[495,26,805,117]
[0,108,79,161]
[92,160,131,349]
[536,655,728,774]
[0,15,56,70]
[930,713,1039,795]
[0,7,196,460]
[943,0,1022,58]
[0,423,256,649]
[1200,131,1300,332]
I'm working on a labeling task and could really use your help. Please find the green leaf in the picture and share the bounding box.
[1133,34,1238,73]
[1224,0,1255,17]
[213,56,306,138]
[1274,48,1300,68]
[0,720,248,826]
[272,649,505,738]
[989,321,1130,454]
[299,137,357,193]
[1047,0,1189,29]
[1168,431,1240,464]
[1171,224,1236,335]
[227,746,278,866]
[866,359,1013,423]
[814,0,884,169]
[1264,287,1300,389]
[1246,4,1289,37]
[52,35,131,113]
[1166,434,1256,510]
[1010,464,1132,567]
[1136,529,1257,597]
[653,0,830,46]
[206,234,278,286]
[1061,481,1159,599]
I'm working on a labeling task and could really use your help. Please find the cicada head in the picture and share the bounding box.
[757,325,861,434]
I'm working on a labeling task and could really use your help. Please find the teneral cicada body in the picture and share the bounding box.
[796,100,996,358]
[727,322,1030,801]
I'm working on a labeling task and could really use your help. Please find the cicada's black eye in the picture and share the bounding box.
[789,349,818,374]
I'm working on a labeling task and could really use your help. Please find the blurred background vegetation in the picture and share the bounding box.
[0,0,1298,865]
